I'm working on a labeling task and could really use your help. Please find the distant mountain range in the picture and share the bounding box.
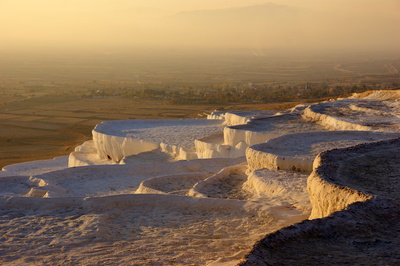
[159,2,399,53]
[168,3,312,27]
[163,3,314,50]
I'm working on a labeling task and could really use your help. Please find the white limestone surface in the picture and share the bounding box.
[0,175,32,196]
[224,111,278,126]
[2,90,399,265]
[18,158,244,198]
[136,172,211,195]
[207,110,278,126]
[224,114,327,148]
[92,119,224,162]
[1,156,68,177]
[244,169,310,214]
[68,140,116,167]
[120,149,175,165]
[303,97,400,131]
[308,137,400,219]
[0,156,304,266]
[241,136,400,265]
[195,134,247,159]
[289,103,311,113]
[196,113,326,160]
[197,111,283,159]
[0,192,305,266]
[189,163,249,200]
[207,111,226,120]
[247,131,400,172]
[188,164,311,224]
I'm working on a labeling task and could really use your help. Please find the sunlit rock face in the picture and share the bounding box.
[246,131,400,172]
[199,111,282,159]
[224,114,326,147]
[92,119,224,162]
[194,134,247,159]
[208,110,279,126]
[303,97,400,132]
[241,138,400,265]
[308,137,400,219]
[197,113,319,160]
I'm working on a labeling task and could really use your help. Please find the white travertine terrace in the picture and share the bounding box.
[207,110,279,126]
[195,113,327,159]
[194,133,247,159]
[303,97,400,131]
[1,89,400,265]
[136,173,210,195]
[246,131,400,172]
[0,156,68,177]
[68,140,116,167]
[224,114,327,148]
[207,111,226,120]
[21,158,245,198]
[197,111,282,158]
[243,168,310,213]
[92,119,224,162]
[308,137,400,219]
[188,163,248,199]
[241,138,400,265]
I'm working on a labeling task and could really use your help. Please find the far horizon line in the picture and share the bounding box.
[2,46,400,58]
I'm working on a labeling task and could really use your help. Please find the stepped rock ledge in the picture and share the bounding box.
[1,90,399,265]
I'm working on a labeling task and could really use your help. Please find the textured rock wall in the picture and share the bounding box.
[308,154,372,219]
[303,103,372,131]
[241,138,400,265]
[246,143,311,172]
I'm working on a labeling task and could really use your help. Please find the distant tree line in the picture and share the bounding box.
[83,82,380,105]
[126,83,373,104]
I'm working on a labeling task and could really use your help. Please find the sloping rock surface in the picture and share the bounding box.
[241,138,400,265]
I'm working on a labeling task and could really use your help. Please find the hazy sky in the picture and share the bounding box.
[1,0,399,53]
